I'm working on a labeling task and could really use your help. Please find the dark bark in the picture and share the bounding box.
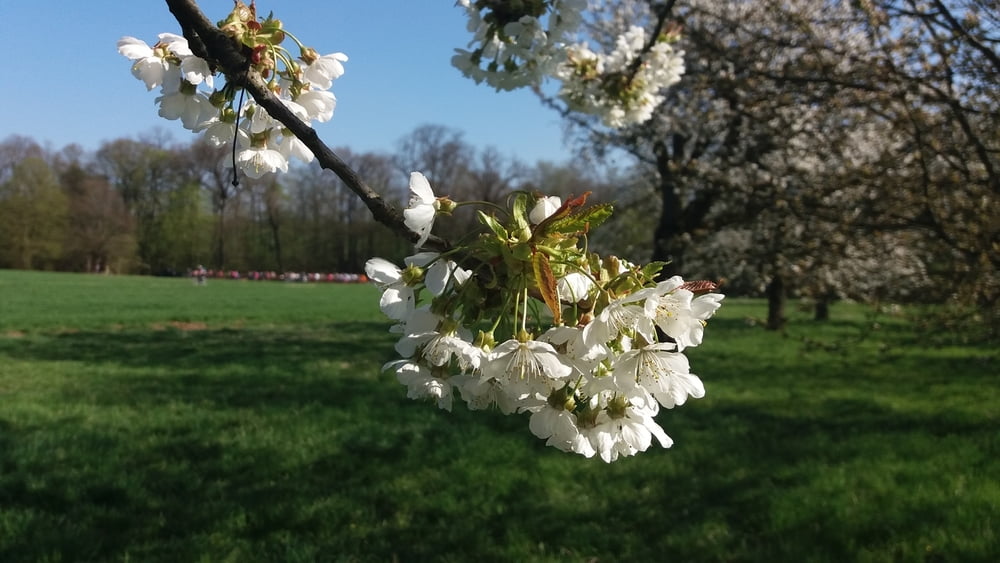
[651,138,684,275]
[214,198,226,269]
[765,274,786,330]
[266,207,283,273]
[650,135,718,277]
[814,298,830,321]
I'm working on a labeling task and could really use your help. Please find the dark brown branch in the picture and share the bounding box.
[163,0,448,251]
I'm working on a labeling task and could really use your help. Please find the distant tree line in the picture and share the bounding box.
[0,125,626,278]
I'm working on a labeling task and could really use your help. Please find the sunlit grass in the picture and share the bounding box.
[0,269,997,562]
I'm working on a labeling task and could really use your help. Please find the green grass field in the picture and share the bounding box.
[1,269,997,562]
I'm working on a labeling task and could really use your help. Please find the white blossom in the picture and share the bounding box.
[117,36,174,91]
[302,52,348,90]
[364,258,416,321]
[403,172,439,248]
[296,89,336,122]
[615,342,705,408]
[527,402,580,451]
[384,360,453,411]
[529,195,562,224]
[557,271,596,303]
[278,133,314,163]
[155,84,214,130]
[234,129,288,179]
[483,339,573,399]
[640,277,724,350]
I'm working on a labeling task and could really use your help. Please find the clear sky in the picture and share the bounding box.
[2,1,574,163]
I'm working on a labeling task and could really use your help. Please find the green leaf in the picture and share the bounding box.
[478,210,508,239]
[510,242,532,261]
[641,261,667,281]
[545,203,614,235]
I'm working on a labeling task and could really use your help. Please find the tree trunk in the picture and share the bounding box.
[814,297,830,321]
[651,139,684,277]
[262,183,284,273]
[214,199,226,270]
[269,221,283,274]
[766,274,786,330]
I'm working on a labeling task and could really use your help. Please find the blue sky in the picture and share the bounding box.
[2,1,574,163]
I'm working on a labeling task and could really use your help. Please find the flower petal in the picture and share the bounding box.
[364,258,402,285]
[409,172,435,204]
[117,37,152,60]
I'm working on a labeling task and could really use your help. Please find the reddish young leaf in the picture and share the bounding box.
[678,280,719,295]
[532,251,561,326]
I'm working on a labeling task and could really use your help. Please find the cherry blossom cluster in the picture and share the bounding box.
[555,25,686,128]
[366,173,724,462]
[452,0,586,91]
[117,2,345,178]
[453,2,686,127]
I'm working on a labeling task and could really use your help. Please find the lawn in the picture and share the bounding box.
[0,269,997,562]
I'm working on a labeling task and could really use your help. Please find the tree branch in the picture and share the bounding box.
[163,0,448,251]
[927,0,1000,75]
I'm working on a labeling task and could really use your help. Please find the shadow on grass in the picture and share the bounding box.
[1,321,390,370]
[1,324,997,562]
[0,323,396,409]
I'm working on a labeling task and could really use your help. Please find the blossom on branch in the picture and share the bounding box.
[117,35,180,91]
[404,172,453,249]
[301,51,348,90]
[124,2,722,462]
[556,26,685,128]
[117,3,346,180]
[452,0,586,90]
[366,188,724,461]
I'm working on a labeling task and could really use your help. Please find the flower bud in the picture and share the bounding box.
[529,195,562,225]
[436,197,457,215]
[401,263,424,286]
[299,47,319,64]
[209,89,228,108]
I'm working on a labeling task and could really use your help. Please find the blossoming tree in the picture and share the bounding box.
[541,0,997,323]
[119,0,725,462]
